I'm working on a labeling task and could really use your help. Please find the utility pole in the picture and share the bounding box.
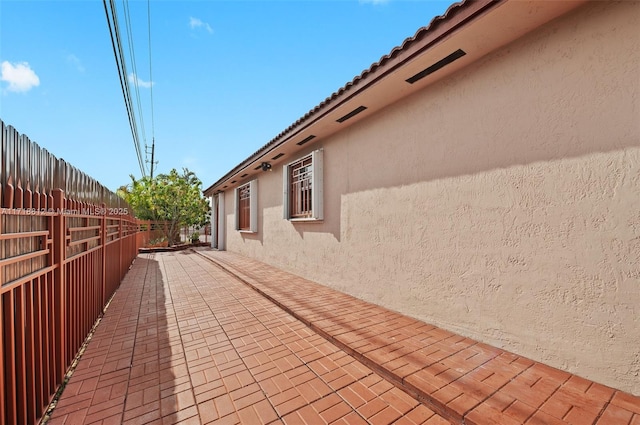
[150,138,156,179]
[146,139,158,179]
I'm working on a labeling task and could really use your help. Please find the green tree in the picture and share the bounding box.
[119,168,210,245]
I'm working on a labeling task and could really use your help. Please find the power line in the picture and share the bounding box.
[122,0,148,165]
[103,0,146,177]
[147,0,157,178]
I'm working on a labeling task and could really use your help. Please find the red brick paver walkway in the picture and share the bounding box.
[48,252,448,425]
[47,249,640,424]
[194,249,640,425]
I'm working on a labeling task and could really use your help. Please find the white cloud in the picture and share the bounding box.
[67,54,85,73]
[189,17,213,34]
[128,73,154,88]
[1,61,40,93]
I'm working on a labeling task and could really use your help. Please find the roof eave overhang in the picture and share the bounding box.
[204,0,587,197]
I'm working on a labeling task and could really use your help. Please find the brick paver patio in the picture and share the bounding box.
[47,249,639,424]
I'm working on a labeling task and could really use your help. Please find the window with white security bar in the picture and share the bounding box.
[234,180,257,232]
[283,150,323,221]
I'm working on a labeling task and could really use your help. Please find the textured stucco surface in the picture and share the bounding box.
[223,1,640,394]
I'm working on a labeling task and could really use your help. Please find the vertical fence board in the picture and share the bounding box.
[24,281,37,425]
[15,286,27,424]
[3,291,17,424]
[33,276,43,418]
[0,287,5,425]
[44,273,54,402]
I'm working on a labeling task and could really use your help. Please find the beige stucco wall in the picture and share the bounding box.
[223,1,640,394]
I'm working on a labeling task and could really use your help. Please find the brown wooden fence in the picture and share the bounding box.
[0,120,145,424]
[136,220,171,248]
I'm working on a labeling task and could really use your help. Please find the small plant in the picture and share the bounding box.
[190,232,200,244]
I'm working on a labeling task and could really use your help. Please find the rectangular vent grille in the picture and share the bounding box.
[231,180,237,184]
[272,153,285,160]
[406,49,466,84]
[296,135,316,146]
[240,173,248,178]
[337,106,367,123]
[254,165,262,170]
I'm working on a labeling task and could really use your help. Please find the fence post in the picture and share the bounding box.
[51,189,66,385]
[0,281,5,424]
[118,216,123,280]
[100,203,106,311]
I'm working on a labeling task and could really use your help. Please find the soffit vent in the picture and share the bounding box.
[296,135,316,146]
[406,49,466,84]
[240,173,248,178]
[272,153,285,160]
[254,165,262,170]
[231,180,237,184]
[337,106,367,123]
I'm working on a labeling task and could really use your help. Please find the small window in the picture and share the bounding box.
[234,180,257,232]
[283,150,323,221]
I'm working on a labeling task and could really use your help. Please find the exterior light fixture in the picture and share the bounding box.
[261,162,272,172]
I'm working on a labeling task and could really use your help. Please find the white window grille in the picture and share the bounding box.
[283,150,323,221]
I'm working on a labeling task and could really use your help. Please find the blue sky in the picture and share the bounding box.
[1,0,451,192]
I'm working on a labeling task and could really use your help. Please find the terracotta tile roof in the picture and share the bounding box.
[270,0,473,144]
[204,0,496,195]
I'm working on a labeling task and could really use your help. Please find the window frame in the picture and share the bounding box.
[283,149,323,221]
[234,179,258,232]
